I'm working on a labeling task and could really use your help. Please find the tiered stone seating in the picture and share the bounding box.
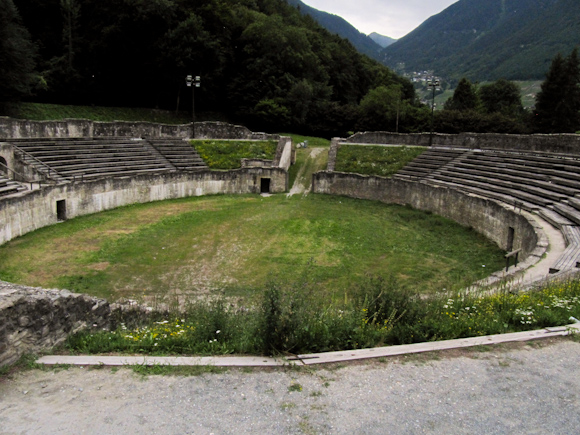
[11,138,176,181]
[550,226,580,273]
[394,148,466,179]
[394,147,580,274]
[147,139,208,171]
[0,175,27,197]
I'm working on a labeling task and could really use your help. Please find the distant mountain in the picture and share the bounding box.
[369,33,396,48]
[286,0,383,61]
[381,0,580,81]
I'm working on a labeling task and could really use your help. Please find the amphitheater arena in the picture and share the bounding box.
[1,117,580,365]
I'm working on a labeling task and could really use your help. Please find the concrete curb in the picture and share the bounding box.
[36,323,580,368]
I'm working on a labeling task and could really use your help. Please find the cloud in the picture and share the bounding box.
[301,0,458,38]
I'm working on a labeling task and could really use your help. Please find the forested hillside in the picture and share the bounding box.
[7,0,415,136]
[382,0,580,81]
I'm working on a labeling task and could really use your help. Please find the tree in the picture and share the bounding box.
[0,0,37,109]
[358,85,418,132]
[534,48,580,133]
[479,79,523,117]
[444,78,480,112]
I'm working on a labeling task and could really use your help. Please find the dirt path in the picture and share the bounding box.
[1,338,579,434]
[287,147,327,197]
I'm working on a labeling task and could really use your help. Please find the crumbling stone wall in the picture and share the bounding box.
[0,117,279,141]
[0,167,287,246]
[0,281,156,366]
[195,121,280,141]
[0,117,192,139]
[345,132,580,154]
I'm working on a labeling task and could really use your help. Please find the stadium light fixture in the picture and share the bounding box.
[186,75,201,137]
[427,79,440,147]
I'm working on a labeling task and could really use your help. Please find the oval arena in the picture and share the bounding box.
[1,118,580,364]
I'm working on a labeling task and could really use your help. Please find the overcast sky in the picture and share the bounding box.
[301,0,459,39]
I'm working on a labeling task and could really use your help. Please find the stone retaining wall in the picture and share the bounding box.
[345,132,580,154]
[0,282,156,366]
[0,118,279,141]
[0,168,287,246]
[195,121,279,141]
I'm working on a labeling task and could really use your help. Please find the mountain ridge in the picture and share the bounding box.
[369,32,396,48]
[285,0,384,61]
[381,0,580,81]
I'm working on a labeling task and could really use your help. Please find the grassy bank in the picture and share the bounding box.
[11,102,192,124]
[334,145,426,177]
[279,134,331,148]
[65,276,580,356]
[193,140,278,169]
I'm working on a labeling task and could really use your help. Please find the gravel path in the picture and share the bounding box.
[1,338,579,434]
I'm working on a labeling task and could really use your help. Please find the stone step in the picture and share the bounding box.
[552,203,580,226]
[422,179,540,212]
[58,163,172,176]
[448,163,578,196]
[431,173,553,207]
[438,167,569,202]
[538,208,575,229]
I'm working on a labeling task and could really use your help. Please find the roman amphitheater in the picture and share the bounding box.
[2,117,580,366]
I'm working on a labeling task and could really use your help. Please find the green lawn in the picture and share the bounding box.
[0,194,505,304]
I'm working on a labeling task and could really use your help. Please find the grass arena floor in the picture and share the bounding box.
[0,194,505,305]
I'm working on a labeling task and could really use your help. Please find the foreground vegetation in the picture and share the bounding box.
[65,276,580,356]
[334,146,426,177]
[0,194,504,302]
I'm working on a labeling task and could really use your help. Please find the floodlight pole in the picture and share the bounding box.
[427,79,439,147]
[186,75,201,138]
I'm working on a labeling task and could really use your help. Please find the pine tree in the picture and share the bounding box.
[534,48,580,133]
[443,78,480,112]
[0,0,37,109]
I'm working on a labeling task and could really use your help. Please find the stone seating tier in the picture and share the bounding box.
[446,161,580,194]
[435,167,568,203]
[0,176,26,197]
[147,139,209,171]
[394,146,580,274]
[11,138,179,180]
